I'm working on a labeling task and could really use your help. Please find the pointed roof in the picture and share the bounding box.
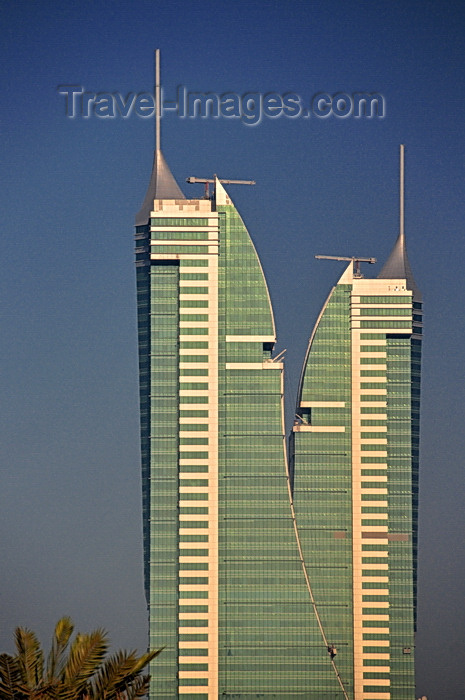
[135,149,185,225]
[377,230,421,299]
[214,176,232,206]
[377,144,421,300]
[337,260,354,285]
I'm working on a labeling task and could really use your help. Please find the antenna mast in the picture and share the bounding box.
[400,143,405,241]
[155,49,161,152]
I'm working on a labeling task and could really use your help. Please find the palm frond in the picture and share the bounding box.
[0,653,27,700]
[118,673,151,700]
[14,627,44,688]
[1,620,161,700]
[125,649,163,677]
[46,617,74,682]
[62,630,108,698]
[89,648,160,700]
[89,650,136,700]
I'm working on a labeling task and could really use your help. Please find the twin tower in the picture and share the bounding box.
[134,108,421,698]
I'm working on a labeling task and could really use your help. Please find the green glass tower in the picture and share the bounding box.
[135,167,344,697]
[290,148,421,699]
[134,57,421,698]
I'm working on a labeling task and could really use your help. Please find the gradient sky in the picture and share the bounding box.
[1,2,464,698]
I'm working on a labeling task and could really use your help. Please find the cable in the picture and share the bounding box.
[281,388,351,700]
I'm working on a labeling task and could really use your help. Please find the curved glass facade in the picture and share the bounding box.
[290,283,355,697]
[136,182,334,698]
[291,263,421,699]
[136,172,421,699]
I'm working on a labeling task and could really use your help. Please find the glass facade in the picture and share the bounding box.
[215,201,327,697]
[289,284,354,697]
[136,171,421,699]
[290,266,421,700]
[136,182,336,698]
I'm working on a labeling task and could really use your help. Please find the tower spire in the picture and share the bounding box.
[400,142,405,243]
[377,144,421,299]
[135,49,185,226]
[155,48,161,152]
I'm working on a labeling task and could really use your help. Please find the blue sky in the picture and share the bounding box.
[1,1,464,697]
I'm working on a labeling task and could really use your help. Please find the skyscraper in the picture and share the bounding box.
[135,167,329,697]
[135,53,421,700]
[290,146,421,699]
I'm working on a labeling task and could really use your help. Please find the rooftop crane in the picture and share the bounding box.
[186,176,256,198]
[315,254,377,278]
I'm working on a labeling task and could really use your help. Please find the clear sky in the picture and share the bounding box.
[1,1,464,698]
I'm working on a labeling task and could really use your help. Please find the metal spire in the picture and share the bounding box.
[399,142,405,243]
[377,145,421,299]
[155,49,161,152]
[135,50,185,225]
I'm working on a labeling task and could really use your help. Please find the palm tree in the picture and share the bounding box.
[0,616,162,700]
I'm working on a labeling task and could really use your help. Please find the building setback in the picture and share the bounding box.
[134,56,421,699]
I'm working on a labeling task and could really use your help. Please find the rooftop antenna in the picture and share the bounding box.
[400,143,405,242]
[155,49,161,152]
[315,255,376,278]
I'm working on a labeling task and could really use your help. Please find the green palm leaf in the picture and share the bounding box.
[1,618,162,700]
[62,630,108,698]
[88,647,161,700]
[46,617,74,683]
[14,627,44,689]
[0,653,27,700]
[89,650,139,700]
[122,649,163,679]
[116,673,150,700]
